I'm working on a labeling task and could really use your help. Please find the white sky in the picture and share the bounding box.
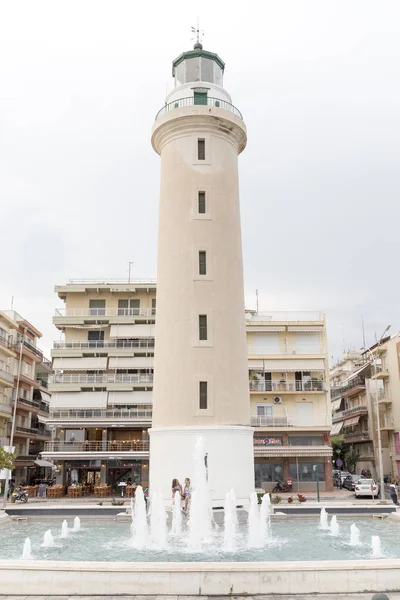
[1,0,399,361]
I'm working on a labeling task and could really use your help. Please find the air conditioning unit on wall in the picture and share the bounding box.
[273,396,283,404]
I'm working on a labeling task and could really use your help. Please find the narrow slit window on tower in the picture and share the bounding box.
[199,381,208,410]
[199,251,207,275]
[199,314,208,340]
[198,138,205,160]
[198,191,206,213]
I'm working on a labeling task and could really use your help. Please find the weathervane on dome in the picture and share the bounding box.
[191,18,204,49]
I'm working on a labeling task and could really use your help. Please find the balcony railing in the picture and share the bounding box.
[36,378,48,388]
[15,337,43,359]
[41,357,52,369]
[0,335,13,350]
[249,380,325,392]
[246,311,324,322]
[248,345,325,355]
[0,368,14,384]
[53,339,155,350]
[251,416,289,427]
[373,363,389,376]
[343,431,371,442]
[155,96,243,121]
[38,402,49,414]
[35,428,51,437]
[55,308,156,318]
[48,374,154,385]
[0,402,11,414]
[43,440,150,452]
[16,397,40,409]
[15,425,39,436]
[68,278,156,285]
[49,407,153,420]
[331,376,366,399]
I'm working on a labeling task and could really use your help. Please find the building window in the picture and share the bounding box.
[89,299,105,316]
[289,462,325,482]
[118,299,140,316]
[198,191,206,214]
[288,436,323,446]
[254,463,283,487]
[199,315,207,340]
[151,299,156,316]
[199,381,208,409]
[88,330,104,347]
[194,92,207,105]
[256,404,273,417]
[198,139,205,160]
[199,251,207,275]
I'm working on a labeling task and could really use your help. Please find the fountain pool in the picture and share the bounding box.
[1,515,398,562]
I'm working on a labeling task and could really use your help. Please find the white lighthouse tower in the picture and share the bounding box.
[149,41,254,505]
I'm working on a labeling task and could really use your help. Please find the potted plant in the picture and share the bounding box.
[287,496,293,503]
[297,493,306,503]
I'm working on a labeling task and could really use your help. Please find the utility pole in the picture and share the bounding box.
[314,464,320,502]
[127,261,134,284]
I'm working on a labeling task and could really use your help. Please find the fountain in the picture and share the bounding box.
[60,519,69,538]
[73,516,81,532]
[372,535,382,558]
[21,538,33,559]
[350,523,360,546]
[330,515,339,536]
[187,437,214,547]
[131,485,149,549]
[259,492,272,545]
[171,490,182,535]
[149,491,167,548]
[319,507,329,530]
[247,491,262,548]
[223,489,238,551]
[41,530,56,548]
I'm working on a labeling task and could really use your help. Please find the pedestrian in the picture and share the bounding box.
[183,477,191,513]
[171,478,182,500]
[389,483,399,507]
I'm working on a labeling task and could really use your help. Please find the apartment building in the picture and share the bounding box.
[0,310,51,482]
[330,340,395,480]
[246,311,333,492]
[42,280,155,488]
[43,284,332,492]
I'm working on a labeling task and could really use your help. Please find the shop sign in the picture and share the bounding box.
[254,437,282,446]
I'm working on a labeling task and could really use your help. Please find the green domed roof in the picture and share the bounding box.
[172,47,225,77]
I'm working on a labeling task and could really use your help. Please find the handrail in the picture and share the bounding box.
[54,307,156,317]
[53,340,155,350]
[43,440,150,452]
[248,345,325,355]
[0,368,14,383]
[49,373,154,384]
[249,380,325,392]
[155,96,243,120]
[49,407,152,419]
[331,376,366,399]
[68,278,156,285]
[16,397,40,409]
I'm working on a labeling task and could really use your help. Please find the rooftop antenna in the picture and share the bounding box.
[256,289,259,313]
[191,18,204,48]
[10,296,14,310]
[361,314,366,349]
[127,261,134,284]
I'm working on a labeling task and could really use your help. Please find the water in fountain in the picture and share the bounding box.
[259,492,272,545]
[330,515,339,536]
[73,516,81,532]
[21,538,33,559]
[41,529,56,548]
[223,489,238,551]
[150,491,167,548]
[131,485,149,549]
[187,437,213,547]
[371,535,382,558]
[247,491,262,548]
[171,490,182,535]
[319,507,329,530]
[60,519,69,538]
[350,523,360,546]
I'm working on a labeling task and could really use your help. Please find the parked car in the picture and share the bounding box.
[333,471,351,487]
[355,479,379,498]
[343,474,363,491]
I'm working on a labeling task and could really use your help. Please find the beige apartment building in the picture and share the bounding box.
[43,281,332,492]
[0,310,51,483]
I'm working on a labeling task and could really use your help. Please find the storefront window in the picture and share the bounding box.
[289,462,325,482]
[254,463,283,487]
[289,436,324,446]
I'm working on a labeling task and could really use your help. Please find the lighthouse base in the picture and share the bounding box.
[149,425,254,507]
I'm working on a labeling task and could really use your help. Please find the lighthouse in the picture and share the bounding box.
[149,41,254,505]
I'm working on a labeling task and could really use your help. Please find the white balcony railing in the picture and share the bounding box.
[246,311,324,322]
[53,340,155,350]
[48,374,154,385]
[43,440,149,452]
[249,380,326,392]
[0,368,14,384]
[248,344,325,355]
[55,308,156,317]
[67,278,156,285]
[49,407,152,420]
[251,416,289,427]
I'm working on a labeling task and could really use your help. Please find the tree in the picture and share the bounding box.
[331,435,359,473]
[0,447,14,471]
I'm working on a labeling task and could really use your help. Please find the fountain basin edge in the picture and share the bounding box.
[1,559,400,595]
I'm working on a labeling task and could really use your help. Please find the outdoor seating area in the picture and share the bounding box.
[94,485,112,497]
[46,485,65,498]
[19,485,39,497]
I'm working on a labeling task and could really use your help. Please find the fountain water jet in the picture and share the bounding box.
[131,485,149,549]
[319,508,329,530]
[247,492,262,548]
[187,437,213,547]
[350,523,360,546]
[150,491,168,548]
[41,530,56,548]
[372,535,382,557]
[171,490,182,535]
[73,516,81,532]
[330,515,339,536]
[260,492,272,545]
[22,538,33,559]
[223,489,238,551]
[60,520,69,538]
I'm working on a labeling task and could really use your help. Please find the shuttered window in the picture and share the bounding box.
[199,315,208,340]
[199,381,208,409]
[198,139,205,160]
[198,191,206,213]
[199,251,207,275]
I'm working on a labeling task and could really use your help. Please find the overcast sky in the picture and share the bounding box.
[1,0,399,362]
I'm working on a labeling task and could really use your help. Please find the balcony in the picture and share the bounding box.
[0,335,14,353]
[380,416,394,431]
[251,416,289,427]
[343,431,371,443]
[38,401,49,414]
[35,428,51,438]
[15,337,43,360]
[53,339,155,350]
[249,380,326,393]
[0,368,14,387]
[55,308,156,318]
[42,440,150,458]
[49,407,152,424]
[155,96,243,121]
[332,405,368,423]
[36,378,48,389]
[67,278,156,285]
[247,345,325,356]
[331,376,366,400]
[48,374,153,385]
[372,364,390,379]
[375,389,392,404]
[15,397,40,412]
[14,425,39,438]
[0,402,11,417]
